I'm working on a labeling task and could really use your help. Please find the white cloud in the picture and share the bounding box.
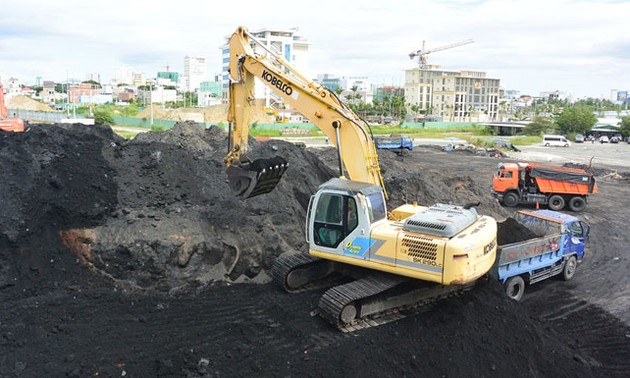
[1,0,628,98]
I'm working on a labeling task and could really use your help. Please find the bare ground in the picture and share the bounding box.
[0,122,629,377]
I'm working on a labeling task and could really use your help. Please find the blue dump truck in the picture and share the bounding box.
[373,135,413,151]
[495,210,590,301]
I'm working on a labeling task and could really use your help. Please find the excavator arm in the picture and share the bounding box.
[226,26,386,199]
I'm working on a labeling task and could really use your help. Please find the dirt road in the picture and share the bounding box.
[513,141,630,169]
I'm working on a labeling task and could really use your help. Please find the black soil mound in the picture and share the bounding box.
[0,122,627,377]
[497,217,541,245]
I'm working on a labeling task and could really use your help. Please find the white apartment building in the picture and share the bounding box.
[137,86,177,104]
[114,67,143,86]
[405,65,501,122]
[539,90,568,101]
[342,76,371,92]
[220,27,310,108]
[183,56,206,93]
[2,77,23,98]
[85,72,101,83]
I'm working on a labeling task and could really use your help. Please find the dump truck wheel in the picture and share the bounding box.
[548,195,565,210]
[504,276,525,301]
[562,255,577,281]
[568,196,586,212]
[503,192,519,207]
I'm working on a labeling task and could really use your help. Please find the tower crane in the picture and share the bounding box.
[409,39,474,68]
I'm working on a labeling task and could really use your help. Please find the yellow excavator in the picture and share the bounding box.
[225,26,497,331]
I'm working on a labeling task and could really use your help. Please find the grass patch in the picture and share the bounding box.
[114,130,140,139]
[508,135,541,146]
[250,129,285,137]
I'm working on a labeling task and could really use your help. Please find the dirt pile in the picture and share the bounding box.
[0,122,628,377]
[497,217,541,245]
[1,122,333,293]
[136,104,275,124]
[6,94,56,112]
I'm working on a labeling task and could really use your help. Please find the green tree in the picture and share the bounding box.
[82,80,102,89]
[523,116,555,135]
[620,116,630,137]
[410,104,419,117]
[555,106,597,135]
[94,109,115,125]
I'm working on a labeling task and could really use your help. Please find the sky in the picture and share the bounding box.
[1,0,629,99]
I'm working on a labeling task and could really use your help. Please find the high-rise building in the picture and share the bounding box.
[85,72,101,83]
[114,67,141,86]
[157,71,179,84]
[404,65,501,122]
[220,27,310,107]
[184,56,206,92]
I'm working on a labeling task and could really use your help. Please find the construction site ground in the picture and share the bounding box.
[0,122,629,377]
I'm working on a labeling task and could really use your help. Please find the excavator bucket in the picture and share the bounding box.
[226,156,289,199]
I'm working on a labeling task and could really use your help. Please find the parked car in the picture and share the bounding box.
[610,136,620,144]
[542,135,571,147]
[599,135,609,144]
[575,134,585,143]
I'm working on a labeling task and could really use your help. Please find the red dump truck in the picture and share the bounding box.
[492,162,597,212]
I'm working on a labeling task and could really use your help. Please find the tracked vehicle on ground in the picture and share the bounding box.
[224,26,498,331]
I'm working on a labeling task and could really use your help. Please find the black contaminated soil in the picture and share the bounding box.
[1,122,629,377]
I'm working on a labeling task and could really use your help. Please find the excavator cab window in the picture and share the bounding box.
[366,192,387,224]
[313,193,359,248]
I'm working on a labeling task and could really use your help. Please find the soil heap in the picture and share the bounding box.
[6,95,57,112]
[136,104,275,124]
[0,122,628,377]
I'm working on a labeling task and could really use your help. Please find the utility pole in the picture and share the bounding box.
[150,80,153,127]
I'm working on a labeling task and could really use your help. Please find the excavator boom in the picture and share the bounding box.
[225,26,385,199]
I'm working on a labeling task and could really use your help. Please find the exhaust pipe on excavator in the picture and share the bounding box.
[226,156,289,199]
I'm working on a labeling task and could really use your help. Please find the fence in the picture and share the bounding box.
[11,109,479,131]
[8,109,66,123]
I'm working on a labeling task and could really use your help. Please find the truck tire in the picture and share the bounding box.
[504,276,525,301]
[502,192,519,207]
[548,195,565,211]
[568,196,586,212]
[562,255,577,281]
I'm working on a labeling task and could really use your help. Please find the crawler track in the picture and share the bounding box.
[319,273,474,333]
[270,252,348,293]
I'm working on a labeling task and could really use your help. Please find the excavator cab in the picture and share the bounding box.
[226,156,288,199]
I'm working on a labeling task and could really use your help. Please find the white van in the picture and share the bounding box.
[542,135,571,147]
